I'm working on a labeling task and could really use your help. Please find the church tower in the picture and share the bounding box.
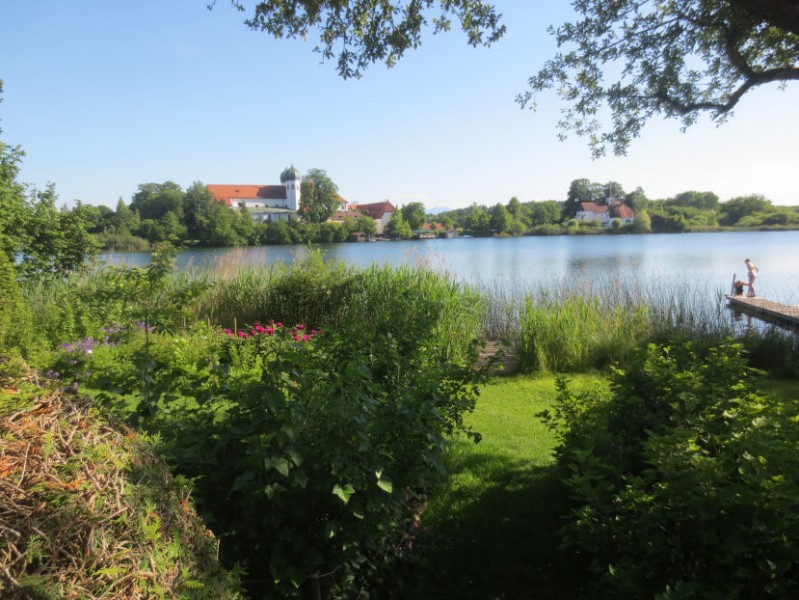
[280,165,302,211]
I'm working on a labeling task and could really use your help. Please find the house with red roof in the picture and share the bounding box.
[207,166,303,223]
[348,200,397,234]
[576,199,635,228]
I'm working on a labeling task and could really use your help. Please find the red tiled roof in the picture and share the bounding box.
[577,202,608,213]
[329,209,363,222]
[610,203,635,219]
[350,200,396,220]
[207,184,287,206]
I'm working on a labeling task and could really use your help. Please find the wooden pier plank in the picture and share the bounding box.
[726,295,799,327]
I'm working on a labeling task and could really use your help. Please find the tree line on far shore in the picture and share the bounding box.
[69,175,799,251]
[3,120,798,275]
[419,180,799,237]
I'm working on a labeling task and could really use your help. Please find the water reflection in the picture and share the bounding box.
[729,307,755,334]
[98,230,799,304]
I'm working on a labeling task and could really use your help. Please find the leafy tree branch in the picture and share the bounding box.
[521,0,799,156]
[216,0,506,78]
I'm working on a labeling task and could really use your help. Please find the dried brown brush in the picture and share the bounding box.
[0,381,243,599]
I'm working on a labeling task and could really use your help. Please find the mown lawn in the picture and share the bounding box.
[400,372,799,599]
[400,374,607,599]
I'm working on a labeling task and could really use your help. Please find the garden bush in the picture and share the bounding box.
[0,249,29,352]
[100,318,484,597]
[542,341,799,598]
[54,258,486,597]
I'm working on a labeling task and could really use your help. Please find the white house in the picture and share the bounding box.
[207,166,302,222]
[348,200,397,234]
[575,199,635,227]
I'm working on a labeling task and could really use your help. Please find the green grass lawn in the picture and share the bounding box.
[399,372,799,599]
[399,374,607,599]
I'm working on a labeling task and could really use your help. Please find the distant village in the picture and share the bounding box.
[206,166,638,241]
[206,165,464,241]
[66,165,796,251]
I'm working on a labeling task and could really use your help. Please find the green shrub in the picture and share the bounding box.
[0,250,31,353]
[70,262,485,597]
[543,342,799,598]
[111,319,483,597]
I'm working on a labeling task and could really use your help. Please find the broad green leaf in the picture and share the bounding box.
[376,478,393,494]
[288,448,303,466]
[265,457,290,477]
[231,471,254,493]
[332,483,355,504]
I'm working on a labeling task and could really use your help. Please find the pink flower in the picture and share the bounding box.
[297,324,305,330]
[302,334,310,342]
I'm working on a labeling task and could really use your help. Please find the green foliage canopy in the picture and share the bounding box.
[720,193,774,225]
[300,168,340,223]
[544,341,799,597]
[489,202,512,234]
[666,190,721,212]
[528,200,561,226]
[401,201,427,230]
[385,208,413,239]
[225,0,506,78]
[130,181,184,221]
[522,0,799,156]
[223,2,798,155]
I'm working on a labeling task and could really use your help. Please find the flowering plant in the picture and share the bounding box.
[222,320,320,343]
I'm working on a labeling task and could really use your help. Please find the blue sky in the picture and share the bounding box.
[2,1,798,210]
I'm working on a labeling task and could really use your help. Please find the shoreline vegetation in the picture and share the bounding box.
[3,248,799,598]
[96,220,799,253]
[28,175,798,253]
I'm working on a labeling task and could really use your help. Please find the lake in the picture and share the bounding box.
[99,230,799,303]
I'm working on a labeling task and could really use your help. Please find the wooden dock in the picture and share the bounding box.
[726,295,799,328]
[478,340,519,374]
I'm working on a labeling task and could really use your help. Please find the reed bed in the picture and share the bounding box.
[473,274,797,374]
[17,255,796,376]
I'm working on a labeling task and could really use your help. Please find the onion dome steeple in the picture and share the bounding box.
[280,165,301,183]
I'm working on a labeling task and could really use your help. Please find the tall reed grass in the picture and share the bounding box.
[475,274,796,374]
[16,254,796,376]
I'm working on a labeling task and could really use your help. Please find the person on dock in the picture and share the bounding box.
[745,258,759,297]
[733,280,747,296]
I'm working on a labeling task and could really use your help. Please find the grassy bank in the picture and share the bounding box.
[401,374,605,599]
[402,372,799,599]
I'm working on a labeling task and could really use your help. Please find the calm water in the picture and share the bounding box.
[99,231,799,303]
